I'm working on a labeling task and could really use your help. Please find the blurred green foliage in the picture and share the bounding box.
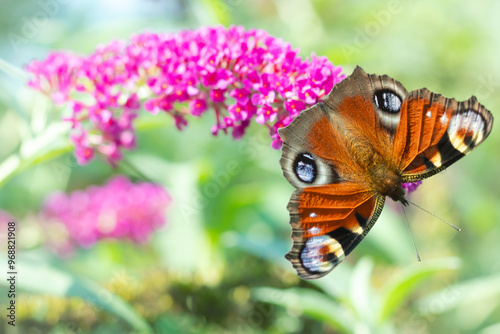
[0,0,499,333]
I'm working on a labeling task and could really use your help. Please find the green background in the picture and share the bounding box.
[0,0,499,333]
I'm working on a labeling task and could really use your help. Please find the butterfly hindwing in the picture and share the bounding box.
[286,183,384,279]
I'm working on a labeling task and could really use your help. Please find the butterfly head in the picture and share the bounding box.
[371,163,406,204]
[380,175,405,202]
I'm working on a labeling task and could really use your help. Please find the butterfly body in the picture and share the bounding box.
[318,101,406,203]
[279,67,493,279]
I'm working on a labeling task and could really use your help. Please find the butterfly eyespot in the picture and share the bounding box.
[301,235,345,273]
[447,109,486,153]
[293,153,317,183]
[374,89,402,114]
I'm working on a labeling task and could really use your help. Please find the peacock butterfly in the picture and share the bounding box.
[279,66,493,279]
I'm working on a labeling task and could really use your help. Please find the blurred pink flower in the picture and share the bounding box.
[26,26,345,165]
[402,181,422,193]
[41,176,171,256]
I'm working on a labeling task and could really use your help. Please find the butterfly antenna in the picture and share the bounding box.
[401,204,421,263]
[406,199,461,231]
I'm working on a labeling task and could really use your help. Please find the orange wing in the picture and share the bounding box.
[394,90,493,181]
[286,183,384,279]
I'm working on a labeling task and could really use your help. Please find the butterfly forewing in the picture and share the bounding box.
[397,90,493,181]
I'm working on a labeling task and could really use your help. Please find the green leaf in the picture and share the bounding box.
[224,232,290,266]
[0,123,72,188]
[1,256,153,333]
[155,314,225,334]
[480,322,500,334]
[0,57,28,81]
[415,273,500,315]
[367,207,415,264]
[377,257,461,323]
[199,0,232,26]
[308,263,353,299]
[349,258,375,324]
[252,286,354,333]
[151,161,215,277]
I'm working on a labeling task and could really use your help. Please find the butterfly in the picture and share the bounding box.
[279,66,493,279]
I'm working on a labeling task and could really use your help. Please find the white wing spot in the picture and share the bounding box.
[430,151,443,167]
[308,227,320,235]
[309,212,317,218]
[352,225,363,235]
[426,111,432,118]
[440,113,448,125]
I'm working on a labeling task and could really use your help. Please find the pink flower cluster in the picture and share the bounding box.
[41,176,171,256]
[26,26,345,165]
